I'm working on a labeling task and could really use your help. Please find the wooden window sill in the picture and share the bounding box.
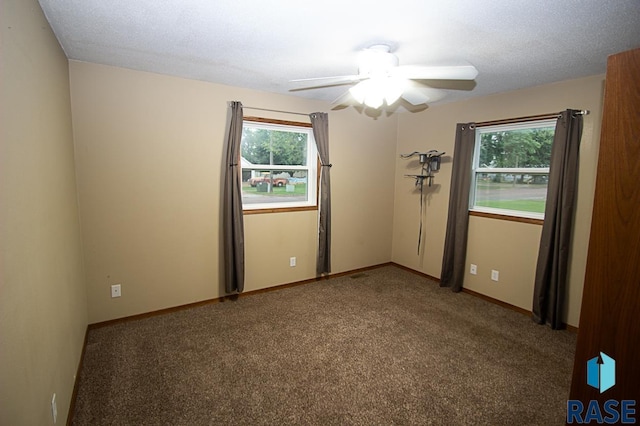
[469,210,543,225]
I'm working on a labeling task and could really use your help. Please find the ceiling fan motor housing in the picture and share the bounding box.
[359,44,399,76]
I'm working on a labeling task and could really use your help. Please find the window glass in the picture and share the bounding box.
[470,120,556,219]
[241,120,317,211]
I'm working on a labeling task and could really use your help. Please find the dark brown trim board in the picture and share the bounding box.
[391,262,577,333]
[88,263,394,330]
[66,327,89,426]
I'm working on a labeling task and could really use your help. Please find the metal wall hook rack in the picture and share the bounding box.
[401,150,445,187]
[400,150,446,254]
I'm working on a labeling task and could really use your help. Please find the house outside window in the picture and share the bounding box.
[241,118,317,212]
[470,119,556,220]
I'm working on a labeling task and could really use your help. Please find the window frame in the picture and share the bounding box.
[240,117,318,214]
[469,119,557,222]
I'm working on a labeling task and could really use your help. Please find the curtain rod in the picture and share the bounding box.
[242,105,312,117]
[476,109,590,127]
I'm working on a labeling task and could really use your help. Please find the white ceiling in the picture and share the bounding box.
[39,0,640,107]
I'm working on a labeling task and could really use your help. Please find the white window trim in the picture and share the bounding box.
[241,121,318,211]
[469,119,556,220]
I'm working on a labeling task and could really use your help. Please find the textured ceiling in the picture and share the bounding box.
[39,0,640,106]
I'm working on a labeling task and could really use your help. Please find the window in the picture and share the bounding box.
[470,119,556,220]
[240,118,317,212]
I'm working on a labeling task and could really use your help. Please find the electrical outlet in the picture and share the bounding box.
[111,284,122,298]
[51,393,57,424]
[470,264,477,275]
[289,257,296,267]
[491,270,499,281]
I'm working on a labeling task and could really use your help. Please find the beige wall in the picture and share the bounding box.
[69,61,397,323]
[0,1,88,425]
[70,61,603,327]
[392,75,605,327]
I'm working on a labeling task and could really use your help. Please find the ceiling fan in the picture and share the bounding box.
[290,44,478,109]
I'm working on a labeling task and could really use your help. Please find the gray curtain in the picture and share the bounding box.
[532,109,583,329]
[310,112,331,275]
[223,101,245,293]
[440,123,476,292]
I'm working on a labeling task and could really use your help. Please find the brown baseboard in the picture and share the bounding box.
[462,288,578,333]
[88,298,226,330]
[225,262,395,300]
[89,262,394,330]
[565,323,578,333]
[390,262,578,333]
[88,262,580,334]
[390,262,441,283]
[460,287,531,316]
[67,326,89,425]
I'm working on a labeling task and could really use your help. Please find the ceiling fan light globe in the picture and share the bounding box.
[365,78,388,108]
[384,91,402,105]
[364,94,384,109]
[349,81,368,103]
[383,77,405,105]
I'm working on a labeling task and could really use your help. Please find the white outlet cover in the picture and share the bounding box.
[470,264,477,275]
[491,270,499,281]
[111,284,122,298]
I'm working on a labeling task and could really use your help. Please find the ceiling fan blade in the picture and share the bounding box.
[402,83,448,105]
[391,65,478,81]
[331,90,356,106]
[289,74,365,89]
